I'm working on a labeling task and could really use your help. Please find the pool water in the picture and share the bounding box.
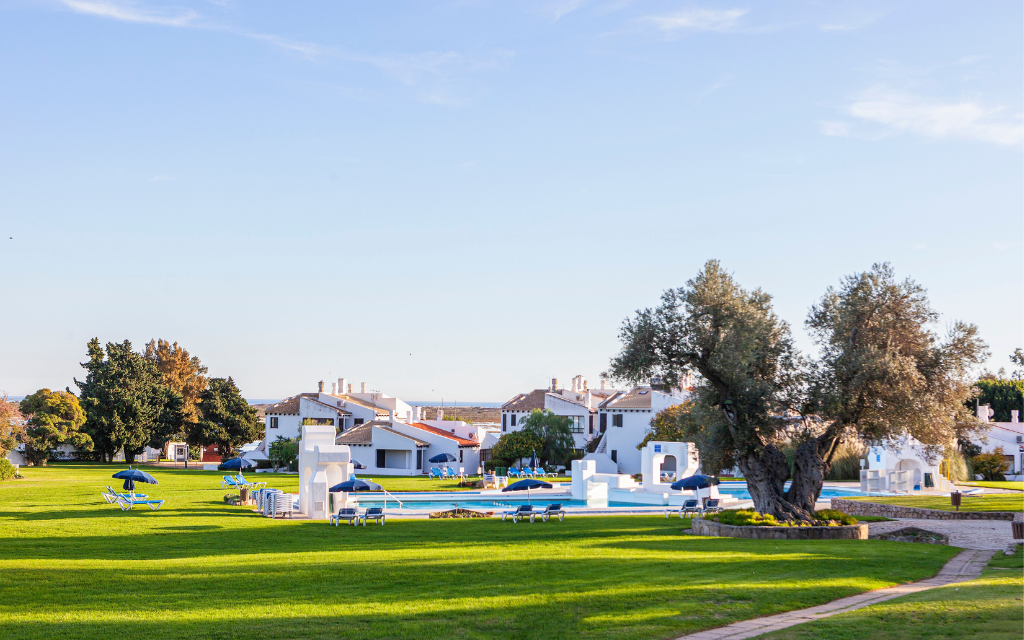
[354,483,864,511]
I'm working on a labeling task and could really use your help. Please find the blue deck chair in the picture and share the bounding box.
[103,486,148,504]
[507,467,521,479]
[236,473,266,490]
[666,499,701,519]
[222,475,242,489]
[538,503,566,522]
[430,468,444,479]
[361,507,385,526]
[501,504,534,523]
[330,507,360,526]
[117,495,165,511]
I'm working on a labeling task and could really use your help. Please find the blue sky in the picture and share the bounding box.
[1,1,1021,402]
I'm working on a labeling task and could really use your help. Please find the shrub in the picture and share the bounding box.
[972,447,1011,481]
[712,508,856,527]
[0,458,17,481]
[813,509,858,525]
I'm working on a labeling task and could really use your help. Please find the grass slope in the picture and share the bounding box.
[957,481,1024,492]
[0,464,957,640]
[848,494,1023,512]
[755,545,1024,640]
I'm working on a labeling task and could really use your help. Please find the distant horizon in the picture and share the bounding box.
[245,399,505,408]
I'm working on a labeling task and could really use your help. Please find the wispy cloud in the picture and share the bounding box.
[547,0,589,20]
[847,88,1024,145]
[819,121,850,137]
[641,8,747,32]
[58,0,198,27]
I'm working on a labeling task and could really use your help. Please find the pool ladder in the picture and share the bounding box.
[381,489,405,509]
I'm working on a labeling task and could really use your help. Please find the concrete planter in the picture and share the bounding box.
[831,498,1022,521]
[691,517,868,540]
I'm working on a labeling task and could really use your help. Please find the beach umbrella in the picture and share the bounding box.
[123,478,136,491]
[221,457,257,471]
[670,475,719,491]
[529,450,538,470]
[351,459,367,470]
[329,479,383,493]
[428,453,457,464]
[501,478,552,505]
[112,468,159,485]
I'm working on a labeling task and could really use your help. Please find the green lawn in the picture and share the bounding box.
[958,481,1024,492]
[755,545,1024,640]
[0,464,959,640]
[848,494,1024,512]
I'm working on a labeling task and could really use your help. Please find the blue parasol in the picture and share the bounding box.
[670,475,719,491]
[329,479,383,493]
[501,478,552,505]
[221,457,257,471]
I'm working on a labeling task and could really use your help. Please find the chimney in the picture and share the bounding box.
[583,379,588,390]
[1011,410,1019,423]
[436,408,444,421]
[360,382,367,393]
[412,406,421,421]
[318,380,324,392]
[406,410,412,423]
[331,382,338,395]
[338,378,346,395]
[347,383,353,394]
[551,378,558,392]
[600,377,606,390]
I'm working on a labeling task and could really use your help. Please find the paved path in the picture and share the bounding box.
[867,518,1019,550]
[672,549,994,640]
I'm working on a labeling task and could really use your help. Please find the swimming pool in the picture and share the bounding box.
[352,483,865,511]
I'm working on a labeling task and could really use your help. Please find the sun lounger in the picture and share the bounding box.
[507,467,521,478]
[103,486,148,504]
[533,467,551,478]
[430,468,444,479]
[445,467,458,478]
[702,498,721,515]
[236,474,266,490]
[538,503,566,522]
[270,493,293,518]
[666,499,702,519]
[330,507,360,526]
[502,504,533,523]
[222,475,243,489]
[116,496,165,511]
[361,507,385,526]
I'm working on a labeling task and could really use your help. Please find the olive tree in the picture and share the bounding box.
[609,261,986,521]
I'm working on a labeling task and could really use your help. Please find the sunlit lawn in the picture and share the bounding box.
[755,545,1024,640]
[0,464,959,640]
[957,481,1024,492]
[848,494,1024,512]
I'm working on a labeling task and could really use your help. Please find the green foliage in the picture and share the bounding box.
[638,402,694,449]
[713,509,856,527]
[972,446,1011,481]
[0,394,22,458]
[969,379,1024,423]
[268,436,299,470]
[19,388,92,466]
[190,377,262,460]
[490,429,545,467]
[518,409,576,465]
[0,458,17,481]
[144,339,208,437]
[75,338,179,463]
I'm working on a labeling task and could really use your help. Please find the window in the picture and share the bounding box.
[354,418,364,426]
[612,414,623,428]
[376,449,386,468]
[589,415,594,434]
[511,414,517,427]
[269,417,278,429]
[302,417,334,426]
[502,414,507,432]
[416,450,423,470]
[610,450,617,463]
[599,413,607,432]
[459,449,464,463]
[569,416,584,433]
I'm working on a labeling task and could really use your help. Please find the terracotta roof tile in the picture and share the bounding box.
[335,421,431,447]
[599,388,655,409]
[408,422,479,447]
[265,393,317,416]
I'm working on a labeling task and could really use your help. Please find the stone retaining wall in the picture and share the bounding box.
[691,518,868,540]
[831,498,1022,521]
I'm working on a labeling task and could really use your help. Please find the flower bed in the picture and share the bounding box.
[429,508,491,519]
[712,509,858,527]
[692,518,868,540]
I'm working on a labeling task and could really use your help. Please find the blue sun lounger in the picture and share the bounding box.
[361,507,385,526]
[501,504,533,523]
[117,495,165,511]
[103,486,147,504]
[330,507,360,526]
[537,503,565,522]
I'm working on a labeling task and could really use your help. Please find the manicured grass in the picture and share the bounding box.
[0,464,959,640]
[958,481,1024,492]
[848,494,1023,512]
[755,545,1024,640]
[852,515,893,523]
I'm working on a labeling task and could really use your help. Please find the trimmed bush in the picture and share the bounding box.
[711,509,855,527]
[0,458,17,481]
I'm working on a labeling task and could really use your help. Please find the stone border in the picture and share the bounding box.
[691,517,868,540]
[831,497,1022,521]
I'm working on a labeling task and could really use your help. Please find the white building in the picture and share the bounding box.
[501,376,619,449]
[590,382,691,476]
[971,405,1023,480]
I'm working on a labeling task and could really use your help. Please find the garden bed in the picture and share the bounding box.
[831,498,1022,521]
[692,518,868,540]
[868,527,948,545]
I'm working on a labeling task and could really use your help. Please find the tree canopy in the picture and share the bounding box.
[609,260,987,521]
[518,409,577,465]
[144,339,208,431]
[190,377,261,459]
[75,339,174,463]
[0,394,21,459]
[18,388,92,465]
[490,430,545,468]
